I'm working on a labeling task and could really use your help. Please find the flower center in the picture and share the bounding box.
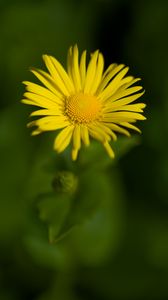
[65,93,101,124]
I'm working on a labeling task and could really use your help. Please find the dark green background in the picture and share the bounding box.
[0,0,168,299]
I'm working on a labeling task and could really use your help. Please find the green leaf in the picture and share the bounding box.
[71,170,107,223]
[36,169,113,243]
[37,192,73,243]
[69,170,125,266]
[24,236,71,271]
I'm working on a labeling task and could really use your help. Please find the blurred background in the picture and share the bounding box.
[0,0,168,299]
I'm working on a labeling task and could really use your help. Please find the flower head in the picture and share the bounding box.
[22,45,146,160]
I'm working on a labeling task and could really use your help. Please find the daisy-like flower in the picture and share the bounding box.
[22,45,146,160]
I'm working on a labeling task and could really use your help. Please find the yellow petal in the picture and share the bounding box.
[103,111,146,121]
[104,91,145,109]
[119,122,141,133]
[72,124,81,160]
[95,122,117,141]
[28,116,69,131]
[112,103,146,113]
[30,109,61,117]
[67,46,73,79]
[104,123,131,137]
[39,121,69,131]
[42,55,70,96]
[71,45,82,91]
[104,102,146,113]
[31,68,63,98]
[49,55,75,93]
[103,141,115,158]
[89,53,104,95]
[73,125,81,150]
[81,126,90,146]
[97,64,125,94]
[23,92,60,109]
[117,78,141,91]
[99,66,129,101]
[72,148,79,161]
[118,76,134,86]
[101,63,117,80]
[84,50,99,93]
[88,128,103,142]
[31,129,42,136]
[21,99,55,110]
[88,124,111,142]
[104,85,143,104]
[80,50,87,89]
[23,81,63,105]
[21,99,38,106]
[54,125,74,153]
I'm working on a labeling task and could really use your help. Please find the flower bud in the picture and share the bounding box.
[52,171,78,194]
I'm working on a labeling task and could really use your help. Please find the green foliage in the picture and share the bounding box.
[1,0,168,299]
[31,135,136,244]
[38,194,73,243]
[25,236,71,271]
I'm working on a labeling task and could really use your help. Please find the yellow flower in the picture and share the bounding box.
[22,45,146,160]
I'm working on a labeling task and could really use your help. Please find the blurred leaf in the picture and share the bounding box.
[36,167,122,245]
[56,170,111,243]
[37,192,74,243]
[69,170,125,266]
[25,236,71,271]
[71,170,110,223]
